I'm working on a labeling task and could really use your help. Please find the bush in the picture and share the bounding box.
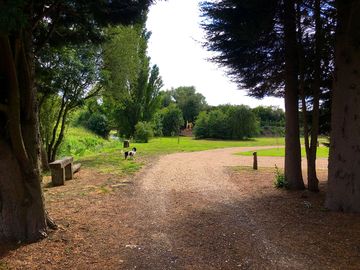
[274,165,288,188]
[87,113,111,138]
[160,105,184,136]
[76,111,110,138]
[208,109,229,139]
[193,111,209,139]
[134,121,153,143]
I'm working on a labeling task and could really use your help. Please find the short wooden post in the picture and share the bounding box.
[123,140,130,148]
[253,152,258,170]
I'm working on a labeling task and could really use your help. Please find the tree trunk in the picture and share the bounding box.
[306,0,321,192]
[0,138,47,242]
[326,0,360,212]
[283,0,305,190]
[0,33,48,242]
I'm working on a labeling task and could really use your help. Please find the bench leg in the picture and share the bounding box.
[52,168,65,186]
[65,164,73,180]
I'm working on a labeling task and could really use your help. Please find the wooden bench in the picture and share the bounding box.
[49,157,74,186]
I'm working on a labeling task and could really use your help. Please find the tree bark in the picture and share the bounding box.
[326,0,360,212]
[0,33,47,242]
[283,0,305,190]
[307,0,321,192]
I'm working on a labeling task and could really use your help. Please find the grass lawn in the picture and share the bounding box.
[237,146,329,158]
[58,127,287,175]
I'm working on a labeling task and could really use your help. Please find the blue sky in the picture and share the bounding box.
[146,0,284,109]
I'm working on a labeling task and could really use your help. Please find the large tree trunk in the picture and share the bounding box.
[0,138,47,242]
[326,0,360,212]
[0,33,48,242]
[283,0,305,190]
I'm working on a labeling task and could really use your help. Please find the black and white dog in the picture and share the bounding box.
[124,147,137,160]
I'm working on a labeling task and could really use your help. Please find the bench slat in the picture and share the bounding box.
[49,157,73,168]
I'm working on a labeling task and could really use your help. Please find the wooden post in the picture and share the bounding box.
[253,152,258,170]
[123,140,130,148]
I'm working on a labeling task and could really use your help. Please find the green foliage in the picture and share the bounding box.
[134,121,153,143]
[76,100,111,139]
[194,105,259,140]
[37,44,101,161]
[208,109,228,139]
[103,24,162,138]
[152,112,164,137]
[158,105,184,136]
[274,165,288,189]
[252,106,285,136]
[201,0,283,97]
[193,111,209,139]
[58,127,106,158]
[227,105,260,139]
[170,86,207,123]
[86,113,111,139]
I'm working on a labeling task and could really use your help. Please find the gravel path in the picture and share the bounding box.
[120,147,330,269]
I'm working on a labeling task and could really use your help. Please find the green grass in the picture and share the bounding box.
[237,146,329,158]
[130,136,285,155]
[58,127,289,176]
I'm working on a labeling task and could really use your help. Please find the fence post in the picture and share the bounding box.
[253,152,258,170]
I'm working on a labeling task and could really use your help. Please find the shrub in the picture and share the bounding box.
[134,121,153,143]
[274,165,288,188]
[208,109,229,139]
[193,111,209,139]
[160,105,184,136]
[87,113,111,138]
[76,110,110,138]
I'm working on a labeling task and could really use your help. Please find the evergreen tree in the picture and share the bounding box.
[201,0,304,189]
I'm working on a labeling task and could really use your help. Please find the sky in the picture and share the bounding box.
[146,0,285,109]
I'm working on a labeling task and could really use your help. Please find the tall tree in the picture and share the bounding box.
[103,24,162,137]
[297,0,336,192]
[171,86,207,124]
[326,0,360,212]
[283,0,304,189]
[201,0,304,189]
[0,0,150,243]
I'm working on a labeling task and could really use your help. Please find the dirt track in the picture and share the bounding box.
[2,147,359,270]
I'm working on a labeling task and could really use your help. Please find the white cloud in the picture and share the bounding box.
[146,0,284,109]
